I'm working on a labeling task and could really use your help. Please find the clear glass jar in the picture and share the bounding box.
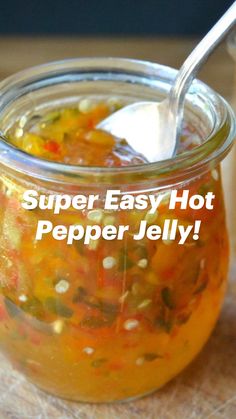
[0,58,234,403]
[226,31,236,253]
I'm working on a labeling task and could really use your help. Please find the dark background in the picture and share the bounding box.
[0,0,233,35]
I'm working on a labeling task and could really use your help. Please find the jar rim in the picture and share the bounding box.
[0,57,235,187]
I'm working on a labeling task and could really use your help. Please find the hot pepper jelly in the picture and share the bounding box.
[0,59,234,402]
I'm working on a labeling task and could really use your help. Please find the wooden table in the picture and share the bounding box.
[0,37,235,419]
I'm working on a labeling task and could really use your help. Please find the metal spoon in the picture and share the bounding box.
[98,2,236,162]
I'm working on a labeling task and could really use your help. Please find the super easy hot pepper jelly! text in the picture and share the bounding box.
[21,189,215,244]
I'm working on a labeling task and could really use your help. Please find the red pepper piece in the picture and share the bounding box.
[87,118,95,129]
[108,361,125,371]
[44,140,61,154]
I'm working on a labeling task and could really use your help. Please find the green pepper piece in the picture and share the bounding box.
[44,297,73,318]
[74,240,85,255]
[80,316,113,329]
[91,358,107,368]
[72,286,87,303]
[194,281,208,294]
[198,182,213,197]
[41,111,61,126]
[21,297,44,318]
[118,250,134,272]
[99,301,119,315]
[161,287,175,310]
[143,353,162,361]
[155,317,173,333]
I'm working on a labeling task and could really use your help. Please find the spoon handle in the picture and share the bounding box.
[171,1,236,106]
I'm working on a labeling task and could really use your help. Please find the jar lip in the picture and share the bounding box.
[0,57,235,186]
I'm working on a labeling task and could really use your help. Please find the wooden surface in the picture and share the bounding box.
[0,36,235,419]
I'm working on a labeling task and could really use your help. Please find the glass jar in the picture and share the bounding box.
[226,31,236,253]
[0,58,234,403]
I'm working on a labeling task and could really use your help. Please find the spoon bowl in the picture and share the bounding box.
[98,99,177,162]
